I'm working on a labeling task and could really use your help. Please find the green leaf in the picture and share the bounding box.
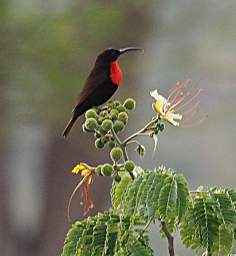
[111,173,132,209]
[176,174,190,222]
[181,188,236,255]
[61,211,153,256]
[212,224,234,255]
[158,174,177,222]
[127,238,154,256]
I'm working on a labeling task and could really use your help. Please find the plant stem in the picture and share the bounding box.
[123,115,160,146]
[160,220,175,256]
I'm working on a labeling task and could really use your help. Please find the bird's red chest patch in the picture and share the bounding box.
[110,61,122,86]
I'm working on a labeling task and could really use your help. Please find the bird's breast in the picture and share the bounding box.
[110,61,122,86]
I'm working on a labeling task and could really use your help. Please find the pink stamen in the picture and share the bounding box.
[165,82,181,99]
[180,114,208,128]
[175,89,203,112]
[168,91,191,111]
[168,91,184,105]
[166,80,191,101]
[182,108,199,123]
[182,101,200,116]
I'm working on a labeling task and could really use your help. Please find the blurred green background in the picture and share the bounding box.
[1,1,236,255]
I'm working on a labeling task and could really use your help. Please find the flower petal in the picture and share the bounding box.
[150,90,159,100]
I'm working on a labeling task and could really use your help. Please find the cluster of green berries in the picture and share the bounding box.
[82,98,136,149]
[94,147,136,181]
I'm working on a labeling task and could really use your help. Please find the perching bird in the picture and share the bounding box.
[62,47,143,137]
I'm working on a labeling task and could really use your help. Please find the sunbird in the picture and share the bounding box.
[62,47,143,137]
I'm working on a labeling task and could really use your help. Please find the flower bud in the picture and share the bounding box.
[113,100,121,107]
[113,120,124,133]
[118,112,128,124]
[101,119,113,132]
[85,118,98,131]
[99,127,108,136]
[117,105,126,113]
[110,109,119,120]
[110,147,123,162]
[94,132,102,139]
[82,124,92,133]
[123,98,136,110]
[114,174,121,182]
[85,109,97,119]
[95,138,104,149]
[95,165,102,175]
[101,164,113,176]
[100,110,108,118]
[124,160,135,172]
[108,140,116,149]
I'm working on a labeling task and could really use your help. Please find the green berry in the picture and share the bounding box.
[100,110,108,118]
[117,105,126,113]
[82,124,92,133]
[95,165,102,175]
[124,161,135,172]
[108,140,116,149]
[123,98,136,110]
[101,119,113,132]
[94,132,102,139]
[110,109,119,120]
[110,147,123,162]
[101,164,113,176]
[99,127,108,136]
[113,100,121,107]
[114,175,121,182]
[85,118,98,131]
[95,138,104,149]
[85,109,97,119]
[118,112,128,124]
[113,120,124,133]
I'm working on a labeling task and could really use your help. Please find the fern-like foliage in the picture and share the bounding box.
[180,188,236,255]
[112,167,190,226]
[61,211,154,256]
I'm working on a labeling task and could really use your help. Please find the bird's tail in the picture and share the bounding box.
[62,116,77,137]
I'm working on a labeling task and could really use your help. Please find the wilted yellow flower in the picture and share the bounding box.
[150,80,207,127]
[72,163,93,184]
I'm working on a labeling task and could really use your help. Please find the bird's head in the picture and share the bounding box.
[97,47,143,63]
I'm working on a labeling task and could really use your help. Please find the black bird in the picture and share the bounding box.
[62,47,142,137]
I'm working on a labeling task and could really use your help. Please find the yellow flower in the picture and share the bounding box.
[150,80,207,127]
[72,163,93,184]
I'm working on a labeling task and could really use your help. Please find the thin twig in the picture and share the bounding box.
[123,115,160,145]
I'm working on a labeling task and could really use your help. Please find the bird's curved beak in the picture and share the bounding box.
[119,47,144,55]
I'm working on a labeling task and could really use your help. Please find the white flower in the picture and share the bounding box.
[150,89,182,126]
[150,80,207,127]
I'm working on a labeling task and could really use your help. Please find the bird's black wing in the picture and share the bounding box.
[72,63,108,112]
